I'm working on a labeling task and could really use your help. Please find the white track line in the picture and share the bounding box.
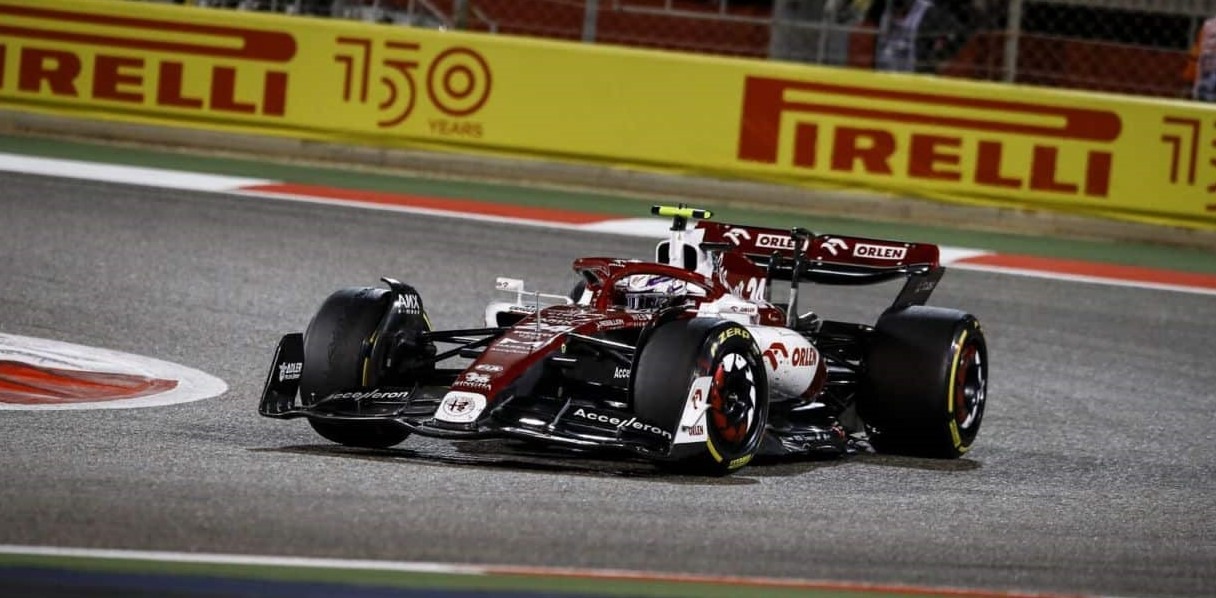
[237,188,598,232]
[3,152,1211,296]
[0,544,486,575]
[0,152,271,191]
[0,544,1111,597]
[950,262,1216,296]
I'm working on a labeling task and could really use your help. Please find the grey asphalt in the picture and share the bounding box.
[0,172,1213,597]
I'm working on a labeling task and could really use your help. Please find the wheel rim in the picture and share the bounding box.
[708,352,758,447]
[953,341,986,431]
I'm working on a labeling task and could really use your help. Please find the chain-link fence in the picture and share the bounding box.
[942,0,1211,98]
[155,0,1216,100]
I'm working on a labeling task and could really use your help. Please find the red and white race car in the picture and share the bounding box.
[261,206,988,475]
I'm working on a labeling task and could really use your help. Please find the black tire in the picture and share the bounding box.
[633,318,769,475]
[858,306,988,458]
[300,287,411,449]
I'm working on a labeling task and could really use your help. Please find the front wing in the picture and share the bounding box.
[258,333,679,457]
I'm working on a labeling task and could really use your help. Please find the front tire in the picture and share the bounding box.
[633,318,769,475]
[858,306,988,458]
[300,287,411,449]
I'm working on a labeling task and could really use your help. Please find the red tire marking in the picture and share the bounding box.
[0,360,177,405]
[240,183,614,224]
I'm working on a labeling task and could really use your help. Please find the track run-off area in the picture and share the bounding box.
[0,139,1213,597]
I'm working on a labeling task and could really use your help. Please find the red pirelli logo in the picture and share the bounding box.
[737,76,1123,198]
[0,3,297,116]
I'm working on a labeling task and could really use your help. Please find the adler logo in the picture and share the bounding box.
[0,4,295,116]
[736,76,1121,199]
[277,362,302,382]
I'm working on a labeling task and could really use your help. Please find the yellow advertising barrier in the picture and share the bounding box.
[2,0,1215,229]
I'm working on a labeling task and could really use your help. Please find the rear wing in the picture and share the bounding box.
[695,220,944,312]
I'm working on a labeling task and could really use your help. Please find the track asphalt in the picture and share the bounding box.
[2,134,1215,278]
[0,135,1213,597]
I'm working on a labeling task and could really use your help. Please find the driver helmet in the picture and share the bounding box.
[619,274,695,310]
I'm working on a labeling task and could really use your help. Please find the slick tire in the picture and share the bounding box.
[633,318,769,476]
[859,306,987,458]
[300,287,411,449]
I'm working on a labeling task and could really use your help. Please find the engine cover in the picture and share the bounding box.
[746,327,824,403]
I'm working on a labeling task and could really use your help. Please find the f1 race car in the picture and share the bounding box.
[260,206,988,475]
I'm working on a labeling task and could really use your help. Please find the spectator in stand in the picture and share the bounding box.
[861,0,968,73]
[1184,16,1216,101]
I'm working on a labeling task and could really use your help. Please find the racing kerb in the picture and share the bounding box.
[2,0,1216,247]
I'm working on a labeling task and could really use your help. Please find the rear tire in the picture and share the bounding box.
[858,306,987,458]
[633,318,769,475]
[300,287,411,449]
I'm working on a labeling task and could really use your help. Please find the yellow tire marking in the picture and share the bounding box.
[707,437,725,463]
[729,455,753,470]
[361,332,377,386]
[947,328,969,453]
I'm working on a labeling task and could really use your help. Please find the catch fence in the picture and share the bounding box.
[160,1,1216,99]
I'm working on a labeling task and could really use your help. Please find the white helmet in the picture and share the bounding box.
[617,274,705,310]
